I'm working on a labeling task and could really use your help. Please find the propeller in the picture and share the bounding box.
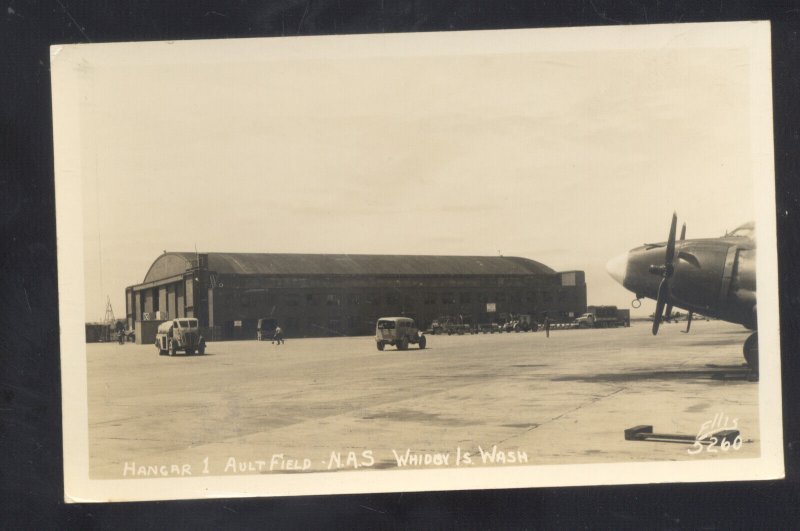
[650,213,678,335]
[663,223,686,322]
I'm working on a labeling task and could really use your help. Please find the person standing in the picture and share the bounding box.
[273,325,284,345]
[544,316,551,338]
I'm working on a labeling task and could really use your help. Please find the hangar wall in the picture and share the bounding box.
[126,253,587,340]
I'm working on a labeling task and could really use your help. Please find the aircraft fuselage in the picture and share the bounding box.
[607,235,756,329]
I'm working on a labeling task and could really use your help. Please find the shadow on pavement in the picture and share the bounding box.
[552,366,754,383]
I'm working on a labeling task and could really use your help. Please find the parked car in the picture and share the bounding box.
[477,323,502,334]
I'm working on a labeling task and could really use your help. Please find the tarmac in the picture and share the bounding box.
[86,320,759,479]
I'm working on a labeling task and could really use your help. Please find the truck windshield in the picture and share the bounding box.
[179,320,191,327]
[377,320,396,329]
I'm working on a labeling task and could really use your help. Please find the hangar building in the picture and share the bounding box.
[125,252,586,341]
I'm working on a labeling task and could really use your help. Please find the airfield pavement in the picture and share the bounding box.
[85,320,760,479]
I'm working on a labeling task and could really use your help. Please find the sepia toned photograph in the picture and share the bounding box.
[52,21,783,502]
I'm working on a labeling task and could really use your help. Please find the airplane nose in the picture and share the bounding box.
[606,251,628,286]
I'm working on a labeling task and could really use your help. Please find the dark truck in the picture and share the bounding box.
[575,305,629,328]
[430,316,470,335]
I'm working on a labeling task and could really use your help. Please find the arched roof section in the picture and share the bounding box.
[143,252,555,282]
[206,253,555,276]
[143,252,196,283]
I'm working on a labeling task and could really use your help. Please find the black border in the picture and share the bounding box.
[2,1,799,528]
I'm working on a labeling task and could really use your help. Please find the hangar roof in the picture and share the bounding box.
[143,252,555,283]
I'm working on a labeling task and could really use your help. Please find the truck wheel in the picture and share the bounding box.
[399,337,409,350]
[419,335,427,349]
[169,341,177,356]
[377,341,385,351]
[198,343,205,355]
[187,348,194,355]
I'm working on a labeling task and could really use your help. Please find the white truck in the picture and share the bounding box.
[376,317,427,351]
[155,318,206,356]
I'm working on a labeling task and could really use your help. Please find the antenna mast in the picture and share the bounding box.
[103,296,115,325]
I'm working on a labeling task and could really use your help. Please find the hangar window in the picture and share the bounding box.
[346,293,360,305]
[424,293,437,305]
[326,294,340,306]
[306,293,318,305]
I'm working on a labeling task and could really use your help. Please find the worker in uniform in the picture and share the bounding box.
[273,325,284,345]
[116,321,125,344]
[544,315,551,338]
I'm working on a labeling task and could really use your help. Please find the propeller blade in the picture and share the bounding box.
[652,278,668,335]
[680,223,686,241]
[665,212,678,271]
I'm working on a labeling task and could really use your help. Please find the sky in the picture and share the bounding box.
[69,27,759,322]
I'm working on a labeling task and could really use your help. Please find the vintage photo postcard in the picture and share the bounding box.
[52,21,783,502]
